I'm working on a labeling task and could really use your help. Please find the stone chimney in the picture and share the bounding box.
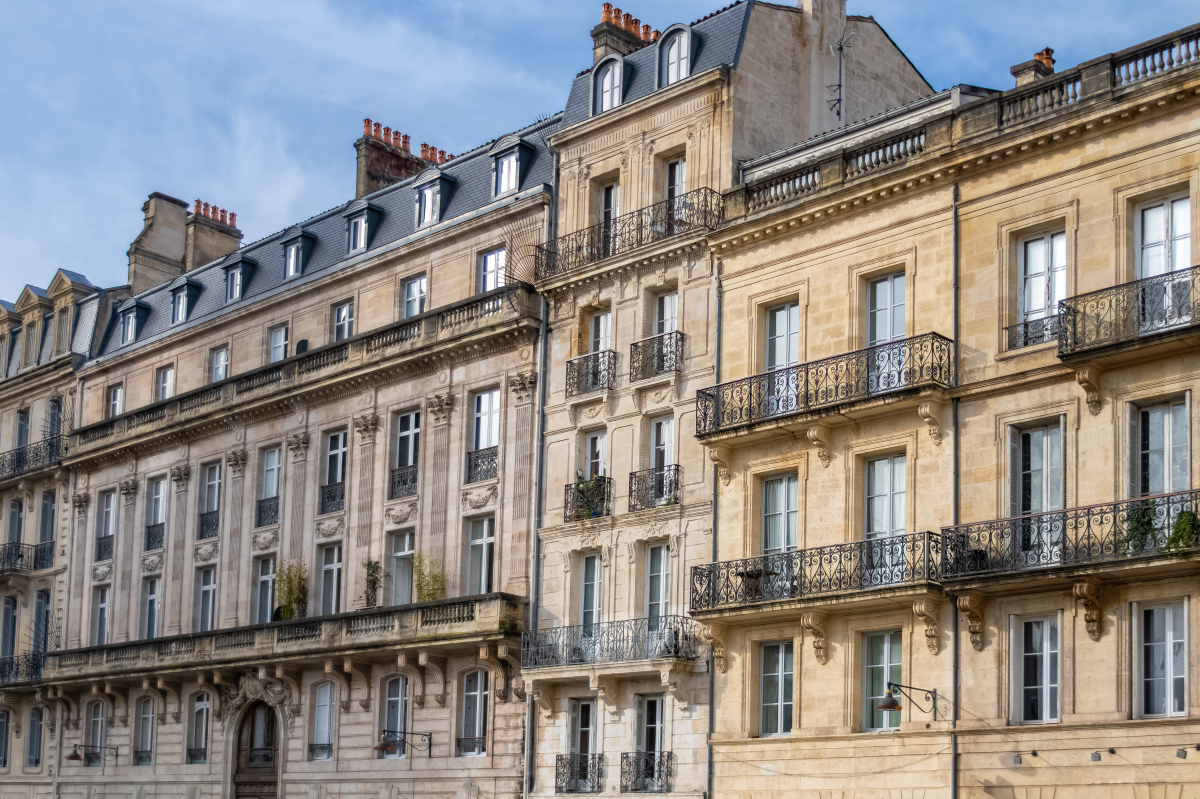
[127,192,189,295]
[355,118,435,198]
[1011,47,1056,87]
[591,3,648,64]
[185,199,243,273]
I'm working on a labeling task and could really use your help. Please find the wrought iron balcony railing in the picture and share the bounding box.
[0,542,34,572]
[256,497,279,528]
[567,351,617,398]
[522,615,700,669]
[134,750,152,766]
[1006,315,1060,350]
[198,511,219,540]
[145,523,164,551]
[457,737,486,756]
[566,477,613,522]
[246,747,275,767]
[309,743,333,761]
[941,488,1200,580]
[95,534,114,563]
[535,187,724,280]
[696,333,953,436]
[0,436,62,481]
[321,482,346,514]
[467,446,498,484]
[33,540,53,570]
[557,754,605,794]
[187,748,207,764]
[621,752,674,793]
[389,466,418,500]
[1059,265,1200,356]
[0,652,44,683]
[689,532,941,612]
[630,331,683,382]
[629,465,682,512]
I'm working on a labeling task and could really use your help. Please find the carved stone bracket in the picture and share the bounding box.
[478,645,509,702]
[225,449,247,478]
[913,599,942,654]
[344,659,373,710]
[508,371,537,404]
[1076,368,1102,416]
[354,413,379,443]
[497,643,525,701]
[700,624,727,673]
[917,403,943,446]
[155,678,182,723]
[323,661,352,712]
[170,463,191,489]
[72,491,90,516]
[532,687,553,718]
[800,612,830,664]
[396,653,426,708]
[659,667,688,709]
[707,445,730,486]
[807,426,831,467]
[418,651,447,706]
[1074,579,1104,642]
[957,593,987,651]
[286,431,309,462]
[591,674,621,720]
[119,477,138,504]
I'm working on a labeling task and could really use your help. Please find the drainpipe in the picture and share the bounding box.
[707,264,723,799]
[950,182,960,799]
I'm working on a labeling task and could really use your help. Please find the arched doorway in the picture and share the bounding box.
[233,701,279,799]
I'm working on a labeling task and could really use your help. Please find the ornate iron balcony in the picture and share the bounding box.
[95,534,114,563]
[0,436,62,481]
[522,615,700,669]
[187,747,207,764]
[457,737,486,756]
[1006,315,1060,350]
[0,542,33,572]
[941,488,1200,580]
[256,497,279,528]
[389,466,418,500]
[567,351,617,397]
[145,523,164,551]
[1059,265,1200,356]
[689,532,941,612]
[630,331,683,382]
[467,446,498,484]
[247,747,274,767]
[321,482,346,514]
[621,752,674,793]
[134,750,152,766]
[696,332,953,436]
[556,754,605,793]
[33,540,52,570]
[565,477,613,521]
[309,743,332,761]
[0,652,44,683]
[628,465,682,512]
[198,511,219,540]
[536,187,724,281]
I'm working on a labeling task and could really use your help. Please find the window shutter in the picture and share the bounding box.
[1009,614,1018,723]
[1131,601,1140,717]
[1057,414,1068,510]
[634,696,646,752]
[1186,390,1193,490]
[569,699,580,754]
[1128,402,1140,499]
[1007,426,1021,517]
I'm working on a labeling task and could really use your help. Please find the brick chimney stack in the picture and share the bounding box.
[355,117,435,198]
[185,197,243,273]
[126,192,243,293]
[592,2,647,64]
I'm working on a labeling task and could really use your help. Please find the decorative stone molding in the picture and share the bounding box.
[225,449,247,478]
[119,477,138,504]
[251,530,279,552]
[193,542,219,564]
[497,643,525,701]
[478,645,509,702]
[141,554,163,575]
[917,403,943,446]
[913,599,942,654]
[286,431,310,462]
[957,593,987,651]
[508,372,537,404]
[427,393,453,424]
[418,651,446,707]
[700,624,728,673]
[659,667,688,708]
[72,491,90,516]
[669,533,682,558]
[384,502,418,528]
[460,484,498,512]
[316,517,345,541]
[800,612,830,665]
[215,675,296,736]
[591,674,621,720]
[170,463,191,488]
[561,550,571,574]
[1076,368,1102,416]
[707,445,730,486]
[807,426,832,468]
[626,542,636,562]
[91,564,112,583]
[532,688,553,718]
[353,413,379,443]
[1074,579,1105,642]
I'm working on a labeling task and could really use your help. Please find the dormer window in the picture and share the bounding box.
[228,269,243,301]
[342,200,383,252]
[278,227,314,280]
[419,185,437,226]
[349,216,368,252]
[116,298,150,347]
[663,30,690,85]
[222,253,256,302]
[497,152,518,194]
[121,312,137,344]
[286,244,302,277]
[172,291,187,324]
[596,60,623,113]
[167,276,201,325]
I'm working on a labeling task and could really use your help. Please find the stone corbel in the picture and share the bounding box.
[956,592,987,651]
[140,679,168,724]
[344,659,373,710]
[658,667,688,709]
[103,681,129,726]
[912,599,942,655]
[477,646,508,702]
[707,445,731,486]
[1073,579,1105,642]
[156,678,182,723]
[497,644,525,701]
[800,612,830,665]
[532,687,553,719]
[418,651,447,707]
[1076,367,1102,416]
[591,674,621,720]
[33,691,54,738]
[397,653,426,708]
[806,426,831,468]
[52,686,79,729]
[323,660,353,712]
[272,666,303,709]
[699,624,728,673]
[917,402,943,446]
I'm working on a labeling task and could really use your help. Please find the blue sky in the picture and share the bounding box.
[0,0,1191,300]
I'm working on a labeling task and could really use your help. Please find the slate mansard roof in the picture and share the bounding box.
[90,113,562,364]
[560,1,752,128]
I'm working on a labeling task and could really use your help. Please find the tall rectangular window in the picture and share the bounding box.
[868,273,906,347]
[286,244,302,278]
[395,412,420,468]
[326,431,348,485]
[98,490,115,536]
[383,677,408,758]
[122,312,137,344]
[0,710,8,768]
[197,568,216,632]
[762,475,798,555]
[0,596,16,658]
[350,217,368,251]
[419,186,437,226]
[56,308,70,353]
[261,447,281,499]
[156,365,175,401]
[94,586,109,645]
[313,683,334,757]
[666,159,686,202]
[766,302,800,371]
[15,410,29,448]
[211,346,229,382]
[228,267,244,300]
[480,249,506,292]
[865,455,906,540]
[590,311,611,353]
[634,695,664,755]
[269,325,289,363]
[460,670,488,756]
[6,500,21,544]
[473,390,501,450]
[864,630,901,731]
[390,531,414,606]
[147,477,165,525]
[585,431,606,479]
[580,553,600,627]
[136,697,154,759]
[38,491,54,543]
[32,590,49,653]
[497,152,518,194]
[321,544,342,615]
[144,577,160,640]
[107,385,123,418]
[468,518,495,595]
[655,292,677,335]
[1016,616,1059,723]
[256,557,276,625]
[1137,194,1191,279]
[569,698,596,757]
[646,544,669,620]
[26,708,41,768]
[760,642,793,736]
[1135,602,1186,718]
[1020,231,1067,323]
[203,464,221,513]
[172,291,187,324]
[404,276,427,318]
[191,694,210,761]
[1018,425,1063,515]
[333,301,354,341]
[1136,401,1188,496]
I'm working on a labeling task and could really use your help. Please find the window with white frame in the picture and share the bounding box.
[98,490,115,537]
[590,311,611,353]
[762,474,798,555]
[497,151,518,194]
[468,518,495,595]
[655,292,677,335]
[26,707,41,768]
[326,431,348,485]
[760,642,793,736]
[93,586,109,645]
[6,500,21,544]
[404,276,427,318]
[1014,615,1059,723]
[121,312,137,344]
[765,302,800,372]
[196,567,216,632]
[568,698,597,759]
[1131,400,1189,497]
[584,430,606,479]
[480,249,506,292]
[156,365,174,401]
[1019,231,1067,326]
[203,463,221,514]
[286,243,303,278]
[1011,423,1063,517]
[395,412,420,469]
[261,447,281,500]
[15,409,28,447]
[473,389,501,451]
[256,556,276,624]
[868,272,906,348]
[865,455,906,540]
[383,676,408,758]
[418,185,437,227]
[663,31,689,85]
[107,384,123,418]
[144,577,160,640]
[172,291,188,324]
[135,696,154,761]
[269,324,288,363]
[460,670,488,756]
[634,695,664,757]
[211,346,229,382]
[1134,601,1187,718]
[580,552,600,628]
[56,308,70,353]
[333,301,354,342]
[1136,193,1191,280]
[596,61,622,113]
[863,630,901,731]
[147,476,166,526]
[321,543,342,615]
[227,266,245,300]
[646,543,670,621]
[87,701,105,749]
[190,694,210,762]
[390,531,414,606]
[349,216,368,252]
[313,683,334,759]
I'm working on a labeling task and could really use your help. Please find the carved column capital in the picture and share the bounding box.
[119,478,138,505]
[427,392,453,425]
[956,592,987,652]
[800,612,830,665]
[353,413,379,443]
[507,371,538,404]
[72,491,91,516]
[286,431,309,462]
[170,463,191,490]
[1073,578,1105,642]
[225,449,247,479]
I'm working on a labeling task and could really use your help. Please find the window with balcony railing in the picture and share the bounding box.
[566,351,617,398]
[466,447,498,484]
[628,465,681,512]
[144,524,165,551]
[565,476,613,521]
[95,535,114,562]
[556,753,605,794]
[255,497,279,528]
[320,482,345,515]
[629,331,683,382]
[389,465,417,500]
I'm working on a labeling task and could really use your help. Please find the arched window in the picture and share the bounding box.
[135,697,153,764]
[188,693,210,764]
[664,32,690,85]
[382,676,408,758]
[311,683,334,761]
[459,670,488,756]
[596,61,622,113]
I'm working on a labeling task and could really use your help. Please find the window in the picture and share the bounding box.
[227,267,244,300]
[15,410,29,447]
[135,697,153,762]
[197,568,216,632]
[404,276,427,318]
[1015,616,1059,723]
[664,32,689,85]
[766,302,800,373]
[1014,424,1063,516]
[390,531,414,606]
[585,431,606,479]
[32,590,49,654]
[333,301,354,342]
[655,292,677,335]
[0,597,15,658]
[286,243,303,278]
[203,463,221,513]
[864,630,901,731]
[47,399,61,438]
[383,677,408,758]
[1136,194,1191,279]
[1133,400,1188,497]
[211,346,228,382]
[762,475,798,555]
[26,708,41,768]
[256,557,276,624]
[1020,231,1066,325]
[480,249,506,292]
[869,272,906,366]
[172,290,188,324]
[6,500,22,544]
[326,431,348,485]
[23,323,36,366]
[56,308,70,353]
[147,476,166,525]
[1135,601,1187,718]
[156,365,175,401]
[269,325,288,363]
[144,577,160,639]
[87,702,105,751]
[666,159,687,207]
[569,698,596,757]
[590,311,611,353]
[473,390,501,451]
[395,412,420,469]
[190,694,210,762]
[313,683,333,759]
[646,543,669,620]
[38,491,54,544]
[865,455,906,540]
[0,710,8,768]
[107,385,123,418]
[261,447,281,499]
[321,544,342,615]
[634,695,664,754]
[580,553,600,627]
[597,60,622,112]
[349,216,368,251]
[418,185,437,227]
[98,490,115,537]
[460,670,488,756]
[468,518,495,595]
[497,152,518,194]
[760,642,793,736]
[93,587,109,645]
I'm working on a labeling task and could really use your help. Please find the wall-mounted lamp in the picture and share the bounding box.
[875,682,938,720]
[1178,749,1188,759]
[1013,750,1038,765]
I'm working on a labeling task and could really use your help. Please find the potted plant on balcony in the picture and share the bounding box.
[362,559,381,608]
[1165,509,1198,553]
[1122,499,1160,554]
[573,469,604,520]
[275,559,309,620]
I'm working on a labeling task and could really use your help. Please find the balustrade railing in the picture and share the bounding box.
[256,497,279,528]
[630,331,683,382]
[1001,74,1081,126]
[236,367,283,395]
[556,754,605,794]
[365,320,422,353]
[535,188,724,280]
[0,542,33,572]
[523,615,699,669]
[696,333,953,436]
[320,482,346,514]
[127,407,165,431]
[0,436,62,480]
[466,446,498,484]
[440,285,519,330]
[297,343,349,376]
[1058,265,1200,356]
[0,653,44,683]
[1115,28,1200,87]
[621,752,674,793]
[180,387,221,413]
[80,422,115,445]
[629,465,682,512]
[845,129,926,179]
[95,534,114,562]
[33,540,53,570]
[1006,315,1060,350]
[389,466,418,500]
[566,351,617,398]
[276,621,321,644]
[746,164,820,214]
[420,601,476,626]
[198,511,219,540]
[689,532,941,612]
[565,477,613,522]
[145,523,165,551]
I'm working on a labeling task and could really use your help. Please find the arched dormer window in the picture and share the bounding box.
[658,26,692,87]
[594,58,623,114]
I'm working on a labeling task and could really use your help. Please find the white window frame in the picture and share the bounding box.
[473,390,501,450]
[590,311,611,353]
[390,531,415,606]
[87,701,105,748]
[497,152,518,194]
[321,543,343,616]
[191,693,210,754]
[1132,600,1188,719]
[635,695,664,753]
[419,185,437,227]
[404,276,427,318]
[1011,613,1061,724]
[107,384,123,418]
[326,431,348,485]
[585,431,607,479]
[349,216,368,251]
[26,707,41,768]
[94,586,109,646]
[269,325,289,364]
[868,272,906,347]
[256,557,276,625]
[598,61,622,112]
[286,243,303,278]
[203,463,221,513]
[197,567,216,632]
[1133,400,1190,497]
[147,476,166,525]
[664,32,689,85]
[172,291,187,325]
[468,518,495,595]
[98,490,115,537]
[460,670,488,756]
[1018,230,1067,324]
[865,454,906,540]
[136,696,154,755]
[395,412,420,468]
[580,553,600,627]
[655,292,678,335]
[333,301,354,342]
[156,365,175,401]
[646,543,669,619]
[144,577,160,640]
[480,249,506,293]
[569,698,596,755]
[261,447,282,500]
[759,642,793,736]
[766,302,800,371]
[211,346,229,382]
[122,312,136,344]
[863,629,902,732]
[761,474,799,555]
[227,267,244,300]
[1134,192,1191,279]
[383,676,408,758]
[1017,424,1063,515]
[313,682,334,758]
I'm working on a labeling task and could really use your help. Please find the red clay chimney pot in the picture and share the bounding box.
[402,134,411,153]
[438,149,446,164]
[363,118,372,137]
[622,13,633,33]
[193,200,201,215]
[602,2,612,23]
[652,29,660,42]
[372,122,382,139]
[202,202,210,218]
[219,209,227,224]
[383,126,392,143]
[229,212,237,227]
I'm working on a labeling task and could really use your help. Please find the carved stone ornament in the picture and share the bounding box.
[590,674,621,720]
[1076,367,1102,416]
[72,491,90,516]
[252,530,279,552]
[216,675,297,736]
[1073,579,1104,642]
[460,485,498,512]
[286,431,310,462]
[193,542,219,564]
[957,592,987,651]
[669,533,682,558]
[508,372,537,404]
[140,554,164,574]
[807,425,831,468]
[170,463,191,488]
[427,393,453,424]
[119,477,138,504]
[225,449,247,478]
[913,599,942,654]
[316,517,345,541]
[353,413,379,442]
[801,612,830,665]
[917,403,943,446]
[384,503,418,529]
[91,564,112,584]
[700,624,728,673]
[583,404,604,420]
[707,445,730,486]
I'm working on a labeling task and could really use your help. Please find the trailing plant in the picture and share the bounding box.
[363,559,382,608]
[1165,509,1198,553]
[275,559,309,620]
[1122,499,1159,553]
[413,554,446,603]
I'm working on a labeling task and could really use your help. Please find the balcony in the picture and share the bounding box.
[255,497,279,528]
[187,748,207,764]
[1058,265,1200,365]
[1005,315,1059,351]
[145,523,164,551]
[134,750,152,766]
[696,333,952,438]
[565,477,613,522]
[95,534,114,562]
[0,436,62,482]
[566,351,617,398]
[198,511,219,540]
[689,532,941,613]
[630,331,683,382]
[628,465,681,512]
[246,747,275,768]
[320,482,345,514]
[33,540,53,569]
[556,754,605,794]
[0,542,34,572]
[522,616,700,670]
[535,188,724,281]
[621,752,674,794]
[389,465,418,500]
[941,488,1200,582]
[457,737,486,757]
[309,743,332,761]
[0,652,44,684]
[466,447,498,484]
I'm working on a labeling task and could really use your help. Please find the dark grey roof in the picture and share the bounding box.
[58,270,95,287]
[92,114,562,362]
[24,285,49,299]
[6,330,21,378]
[72,298,98,357]
[0,300,14,314]
[561,1,751,127]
